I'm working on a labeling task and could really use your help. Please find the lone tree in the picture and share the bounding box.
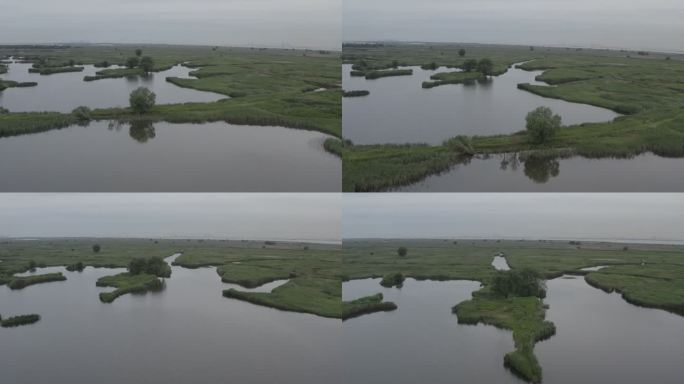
[525,106,562,144]
[462,59,478,72]
[140,56,154,74]
[92,244,101,253]
[397,246,408,257]
[477,58,494,76]
[129,87,156,114]
[458,48,466,57]
[135,49,143,57]
[126,56,139,69]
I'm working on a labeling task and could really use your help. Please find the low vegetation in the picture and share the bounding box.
[8,272,67,290]
[345,239,684,382]
[380,272,405,288]
[343,90,370,97]
[224,277,340,318]
[0,79,38,91]
[0,44,341,138]
[28,66,84,75]
[454,291,555,383]
[342,293,397,320]
[96,272,164,303]
[323,138,343,157]
[342,42,684,191]
[584,264,684,316]
[365,69,413,79]
[1,314,41,328]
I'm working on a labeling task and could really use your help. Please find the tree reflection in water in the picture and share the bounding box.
[128,120,156,143]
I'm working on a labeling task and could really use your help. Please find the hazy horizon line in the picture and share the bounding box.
[343,236,684,246]
[343,40,684,55]
[0,236,341,245]
[0,41,342,52]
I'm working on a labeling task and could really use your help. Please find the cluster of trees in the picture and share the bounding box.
[461,58,493,76]
[125,49,155,74]
[128,256,168,277]
[491,268,546,298]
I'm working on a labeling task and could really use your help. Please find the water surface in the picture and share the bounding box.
[0,259,341,384]
[0,60,225,112]
[343,278,524,383]
[397,152,684,192]
[537,275,684,384]
[0,121,340,191]
[343,63,619,145]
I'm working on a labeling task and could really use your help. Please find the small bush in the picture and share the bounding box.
[71,106,92,122]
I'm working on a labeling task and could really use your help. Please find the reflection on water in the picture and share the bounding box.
[343,63,619,145]
[126,120,157,143]
[343,278,524,384]
[398,152,684,192]
[537,276,684,384]
[0,61,225,112]
[0,121,340,191]
[0,262,341,384]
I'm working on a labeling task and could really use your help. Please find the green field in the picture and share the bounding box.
[96,272,164,303]
[0,238,342,318]
[0,44,341,138]
[342,42,684,191]
[342,293,397,320]
[343,239,684,382]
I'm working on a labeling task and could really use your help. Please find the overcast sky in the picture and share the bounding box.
[0,194,340,242]
[344,0,684,52]
[0,0,341,50]
[343,194,684,243]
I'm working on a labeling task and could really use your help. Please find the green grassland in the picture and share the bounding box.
[342,293,397,320]
[0,238,342,318]
[174,241,341,318]
[0,44,341,138]
[344,239,684,382]
[8,272,67,290]
[342,42,684,191]
[0,314,41,328]
[96,272,164,303]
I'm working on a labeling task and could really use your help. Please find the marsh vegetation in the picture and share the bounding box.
[342,42,684,191]
[343,239,684,383]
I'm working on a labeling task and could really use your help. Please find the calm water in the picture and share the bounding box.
[537,275,684,383]
[0,256,341,384]
[0,60,225,112]
[343,278,524,384]
[342,64,619,145]
[0,121,340,191]
[397,152,684,192]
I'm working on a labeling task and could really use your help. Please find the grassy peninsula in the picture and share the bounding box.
[343,239,684,382]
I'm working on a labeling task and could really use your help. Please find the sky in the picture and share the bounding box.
[0,194,341,242]
[344,0,684,52]
[343,194,684,243]
[0,0,341,50]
